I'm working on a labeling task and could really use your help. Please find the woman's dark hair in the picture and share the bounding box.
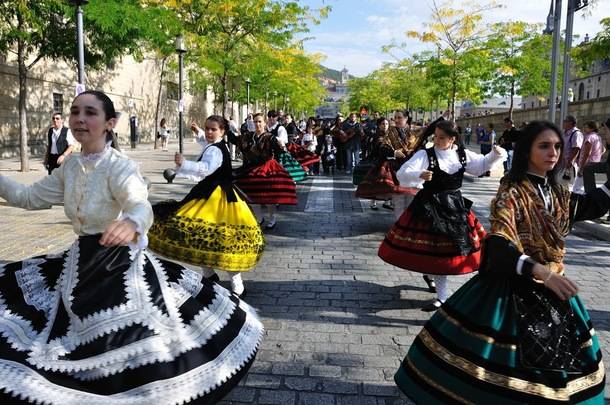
[76,90,117,120]
[160,118,166,127]
[435,120,460,139]
[508,120,564,185]
[206,115,228,131]
[376,117,389,126]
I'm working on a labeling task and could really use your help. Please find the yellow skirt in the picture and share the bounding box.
[148,186,265,271]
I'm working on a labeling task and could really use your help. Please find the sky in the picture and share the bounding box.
[300,0,610,77]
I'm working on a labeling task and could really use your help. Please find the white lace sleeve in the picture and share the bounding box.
[464,147,507,177]
[396,149,428,188]
[109,160,153,245]
[176,146,223,182]
[0,164,65,209]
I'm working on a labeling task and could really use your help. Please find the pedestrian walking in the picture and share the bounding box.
[394,120,610,404]
[378,120,506,311]
[573,121,605,194]
[0,91,263,404]
[561,115,584,190]
[158,117,170,151]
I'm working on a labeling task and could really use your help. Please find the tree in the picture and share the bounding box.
[167,0,328,117]
[405,0,500,116]
[483,22,541,118]
[573,17,610,69]
[0,0,176,171]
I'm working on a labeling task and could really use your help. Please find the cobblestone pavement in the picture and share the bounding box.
[0,143,609,404]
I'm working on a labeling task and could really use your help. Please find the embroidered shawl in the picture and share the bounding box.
[489,178,572,273]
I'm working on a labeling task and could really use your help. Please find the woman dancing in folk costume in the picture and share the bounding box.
[232,113,297,230]
[287,124,320,174]
[395,121,609,404]
[0,91,263,404]
[378,120,506,311]
[148,115,265,297]
[356,117,424,211]
[266,110,308,183]
[383,110,430,217]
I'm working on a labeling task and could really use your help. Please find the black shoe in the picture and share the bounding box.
[206,273,220,283]
[423,275,436,293]
[265,217,277,230]
[382,202,394,210]
[370,204,379,210]
[421,299,443,312]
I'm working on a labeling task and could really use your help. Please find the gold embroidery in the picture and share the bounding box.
[437,308,517,351]
[419,328,605,400]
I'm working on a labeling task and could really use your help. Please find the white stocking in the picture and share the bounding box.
[434,275,449,302]
[230,273,244,295]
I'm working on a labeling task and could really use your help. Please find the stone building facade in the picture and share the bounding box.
[0,53,246,157]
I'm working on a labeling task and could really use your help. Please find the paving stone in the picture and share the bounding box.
[2,149,609,403]
[258,389,296,404]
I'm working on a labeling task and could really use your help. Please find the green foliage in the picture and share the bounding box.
[573,17,610,70]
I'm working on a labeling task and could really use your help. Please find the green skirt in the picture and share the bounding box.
[395,274,606,404]
[276,150,307,183]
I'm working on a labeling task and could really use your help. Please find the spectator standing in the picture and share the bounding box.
[561,115,584,190]
[464,123,472,145]
[44,113,76,174]
[574,121,605,194]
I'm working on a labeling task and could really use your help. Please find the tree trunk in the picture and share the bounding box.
[508,79,515,120]
[451,58,457,119]
[17,39,29,172]
[154,56,168,149]
[221,73,227,118]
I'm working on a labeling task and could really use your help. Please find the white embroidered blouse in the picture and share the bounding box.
[0,147,152,246]
[396,146,507,188]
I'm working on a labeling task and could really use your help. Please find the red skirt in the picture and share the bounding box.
[378,207,485,275]
[234,159,297,205]
[287,143,320,168]
[355,161,416,200]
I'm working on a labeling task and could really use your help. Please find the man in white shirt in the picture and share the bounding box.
[562,115,584,189]
[44,113,76,174]
[266,110,288,145]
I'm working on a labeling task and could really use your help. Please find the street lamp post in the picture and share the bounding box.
[548,0,562,122]
[68,0,89,86]
[273,91,278,110]
[175,35,187,154]
[245,78,251,115]
[560,0,589,123]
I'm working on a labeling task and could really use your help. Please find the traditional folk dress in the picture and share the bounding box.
[395,175,610,404]
[287,142,319,170]
[232,131,297,205]
[148,140,265,272]
[355,129,420,202]
[379,145,505,275]
[0,147,263,404]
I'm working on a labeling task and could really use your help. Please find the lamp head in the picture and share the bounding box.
[174,36,187,54]
[68,0,90,5]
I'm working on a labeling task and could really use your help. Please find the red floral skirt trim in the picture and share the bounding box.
[378,208,486,275]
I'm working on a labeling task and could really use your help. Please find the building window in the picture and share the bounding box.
[52,93,64,114]
[166,82,179,100]
[597,89,601,98]
[531,102,534,108]
[586,91,590,99]
[598,76,601,82]
[578,83,585,100]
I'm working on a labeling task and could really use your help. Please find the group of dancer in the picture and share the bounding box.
[354,110,610,403]
[0,89,608,404]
